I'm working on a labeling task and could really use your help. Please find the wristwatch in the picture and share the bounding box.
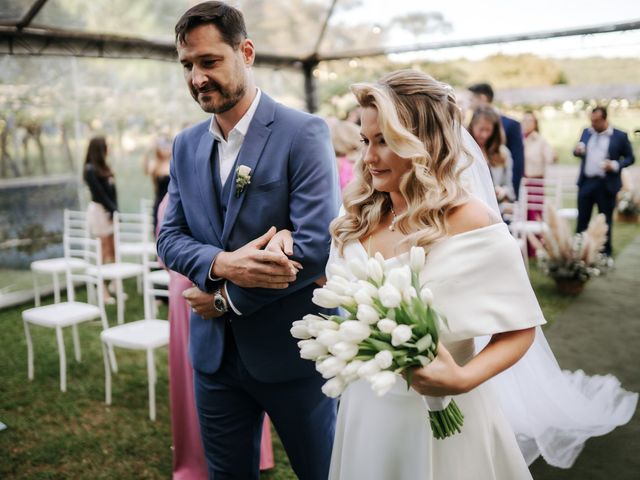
[213,288,229,314]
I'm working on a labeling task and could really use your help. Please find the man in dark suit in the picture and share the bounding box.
[469,83,525,197]
[574,106,635,255]
[157,2,339,478]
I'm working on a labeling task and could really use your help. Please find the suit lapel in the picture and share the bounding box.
[221,94,275,244]
[194,131,224,245]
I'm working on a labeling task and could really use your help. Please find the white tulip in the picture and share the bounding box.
[374,252,386,269]
[290,320,312,339]
[339,320,371,343]
[369,371,397,396]
[316,356,347,379]
[378,284,402,308]
[353,288,374,306]
[420,287,434,305]
[303,314,324,323]
[329,341,359,361]
[391,324,413,346]
[325,276,351,294]
[316,329,342,348]
[298,339,328,359]
[321,376,346,398]
[386,265,412,292]
[341,360,364,382]
[357,280,379,299]
[374,350,393,369]
[312,288,343,308]
[367,258,384,284]
[410,246,426,273]
[327,262,352,281]
[356,304,379,324]
[347,259,368,280]
[376,318,397,334]
[357,359,381,379]
[402,286,418,303]
[314,320,340,331]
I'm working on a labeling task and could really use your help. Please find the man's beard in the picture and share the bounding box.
[192,80,246,114]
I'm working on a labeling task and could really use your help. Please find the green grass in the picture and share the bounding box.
[1,220,638,479]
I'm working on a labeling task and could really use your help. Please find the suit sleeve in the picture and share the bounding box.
[506,121,524,198]
[573,129,589,158]
[156,135,224,291]
[616,131,635,169]
[225,116,340,317]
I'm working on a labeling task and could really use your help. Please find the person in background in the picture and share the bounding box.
[468,106,515,214]
[145,137,172,234]
[330,120,362,192]
[574,106,635,256]
[522,110,556,255]
[84,136,117,302]
[468,83,524,197]
[522,111,555,180]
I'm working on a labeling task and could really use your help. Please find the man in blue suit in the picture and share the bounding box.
[573,106,634,255]
[157,2,339,478]
[469,83,525,198]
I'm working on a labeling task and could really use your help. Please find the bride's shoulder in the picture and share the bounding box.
[446,198,501,237]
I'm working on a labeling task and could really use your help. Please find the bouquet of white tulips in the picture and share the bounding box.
[291,246,464,440]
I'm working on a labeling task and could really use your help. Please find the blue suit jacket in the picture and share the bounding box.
[574,128,635,194]
[501,115,524,196]
[157,93,340,382]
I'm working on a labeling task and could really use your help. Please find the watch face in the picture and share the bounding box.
[214,294,227,313]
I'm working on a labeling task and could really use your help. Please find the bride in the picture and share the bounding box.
[268,69,637,478]
[326,69,542,479]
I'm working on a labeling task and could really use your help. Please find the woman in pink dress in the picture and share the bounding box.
[330,120,362,192]
[157,195,274,479]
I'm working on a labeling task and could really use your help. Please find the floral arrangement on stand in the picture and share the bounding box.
[616,189,640,222]
[291,247,464,440]
[528,204,609,294]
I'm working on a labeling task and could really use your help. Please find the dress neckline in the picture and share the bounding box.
[353,222,506,262]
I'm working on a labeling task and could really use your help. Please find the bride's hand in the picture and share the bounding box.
[265,229,303,270]
[409,343,471,396]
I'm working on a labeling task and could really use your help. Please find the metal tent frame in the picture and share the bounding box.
[2,0,640,112]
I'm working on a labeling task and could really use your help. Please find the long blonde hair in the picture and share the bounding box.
[330,69,471,254]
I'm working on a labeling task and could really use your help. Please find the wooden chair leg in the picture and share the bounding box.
[147,349,156,421]
[102,342,112,405]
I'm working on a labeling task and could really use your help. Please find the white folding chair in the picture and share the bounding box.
[101,248,169,421]
[89,211,146,325]
[30,209,89,306]
[115,211,156,260]
[553,177,579,220]
[23,236,110,392]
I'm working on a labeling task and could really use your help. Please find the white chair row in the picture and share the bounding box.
[23,235,170,420]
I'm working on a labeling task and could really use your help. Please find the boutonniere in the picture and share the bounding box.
[235,165,252,197]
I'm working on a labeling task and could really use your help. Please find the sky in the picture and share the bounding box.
[328,0,640,60]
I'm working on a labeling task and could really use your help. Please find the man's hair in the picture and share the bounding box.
[592,106,608,120]
[468,83,494,103]
[175,1,247,48]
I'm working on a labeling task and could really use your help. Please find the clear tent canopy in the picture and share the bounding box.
[0,0,639,289]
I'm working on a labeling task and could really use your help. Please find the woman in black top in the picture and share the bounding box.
[84,136,117,263]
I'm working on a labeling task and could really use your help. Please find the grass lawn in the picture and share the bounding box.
[1,221,638,479]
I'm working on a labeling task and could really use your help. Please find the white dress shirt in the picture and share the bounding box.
[208,89,262,315]
[209,88,262,184]
[584,126,613,177]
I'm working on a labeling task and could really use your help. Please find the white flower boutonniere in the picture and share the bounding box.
[235,165,252,197]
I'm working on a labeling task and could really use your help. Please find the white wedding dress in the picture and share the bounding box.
[328,222,545,480]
